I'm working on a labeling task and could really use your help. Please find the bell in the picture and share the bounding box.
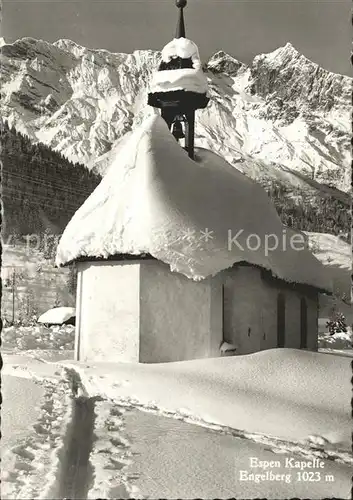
[171,119,185,140]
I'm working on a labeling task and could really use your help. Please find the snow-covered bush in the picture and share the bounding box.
[326,311,348,335]
[2,324,75,351]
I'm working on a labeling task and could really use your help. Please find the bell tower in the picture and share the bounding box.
[148,0,209,160]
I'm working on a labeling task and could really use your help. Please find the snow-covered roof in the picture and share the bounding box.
[149,37,208,95]
[56,114,331,292]
[150,68,208,95]
[37,307,76,325]
[161,38,202,70]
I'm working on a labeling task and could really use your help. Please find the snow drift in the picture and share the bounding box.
[64,348,352,453]
[319,328,352,350]
[56,115,330,292]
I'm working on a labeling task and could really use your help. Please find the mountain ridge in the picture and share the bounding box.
[4,37,349,77]
[1,36,351,194]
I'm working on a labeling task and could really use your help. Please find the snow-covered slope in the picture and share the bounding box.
[305,233,351,271]
[56,115,330,291]
[1,37,351,191]
[305,232,351,301]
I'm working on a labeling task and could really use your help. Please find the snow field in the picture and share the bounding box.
[2,353,351,500]
[63,348,352,462]
[318,328,352,349]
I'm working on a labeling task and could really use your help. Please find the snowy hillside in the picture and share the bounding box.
[1,37,351,192]
[305,232,351,300]
[305,232,351,271]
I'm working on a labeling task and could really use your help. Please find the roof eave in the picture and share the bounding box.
[57,254,330,294]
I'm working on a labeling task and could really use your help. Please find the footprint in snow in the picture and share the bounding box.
[11,446,35,461]
[12,458,35,472]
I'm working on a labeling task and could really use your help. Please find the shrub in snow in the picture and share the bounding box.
[326,311,348,335]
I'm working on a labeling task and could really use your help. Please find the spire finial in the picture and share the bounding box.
[175,0,187,38]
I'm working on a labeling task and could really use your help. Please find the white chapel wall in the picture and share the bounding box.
[74,259,319,364]
[139,260,219,362]
[77,261,141,362]
[221,265,319,354]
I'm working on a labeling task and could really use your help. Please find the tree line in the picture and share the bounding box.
[2,121,102,239]
[264,181,349,239]
[2,121,349,243]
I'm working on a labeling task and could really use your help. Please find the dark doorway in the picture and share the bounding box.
[277,293,286,347]
[222,285,224,342]
[300,297,308,348]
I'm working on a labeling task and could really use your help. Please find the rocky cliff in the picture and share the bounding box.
[1,37,351,192]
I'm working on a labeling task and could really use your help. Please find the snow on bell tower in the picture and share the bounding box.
[148,0,209,160]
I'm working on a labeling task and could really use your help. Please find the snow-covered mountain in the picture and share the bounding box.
[1,37,351,192]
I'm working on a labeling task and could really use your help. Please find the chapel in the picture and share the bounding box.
[56,0,330,363]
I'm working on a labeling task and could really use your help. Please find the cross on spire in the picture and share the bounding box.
[175,0,187,38]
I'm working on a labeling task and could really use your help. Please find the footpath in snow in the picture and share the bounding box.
[2,347,352,499]
[63,348,352,498]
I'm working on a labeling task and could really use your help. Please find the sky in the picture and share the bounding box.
[1,0,351,76]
